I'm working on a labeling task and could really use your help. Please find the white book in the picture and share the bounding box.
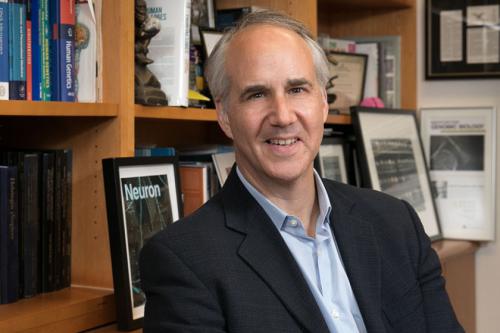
[146,0,191,107]
[75,0,98,102]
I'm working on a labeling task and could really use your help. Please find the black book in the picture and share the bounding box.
[60,149,72,288]
[22,153,41,298]
[0,166,19,304]
[53,150,64,290]
[40,152,56,292]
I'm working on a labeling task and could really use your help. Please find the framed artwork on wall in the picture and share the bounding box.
[420,107,496,240]
[351,107,441,240]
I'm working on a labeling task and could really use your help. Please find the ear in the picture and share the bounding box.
[215,99,234,139]
[321,88,329,123]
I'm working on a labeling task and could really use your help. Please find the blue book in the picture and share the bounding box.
[58,0,75,101]
[0,165,18,304]
[30,0,41,100]
[49,0,60,100]
[8,0,26,100]
[0,0,8,100]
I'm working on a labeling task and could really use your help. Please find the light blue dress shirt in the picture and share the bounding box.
[237,168,367,333]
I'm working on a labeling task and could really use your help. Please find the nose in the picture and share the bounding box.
[269,93,297,127]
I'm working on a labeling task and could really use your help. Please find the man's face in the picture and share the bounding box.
[216,25,328,189]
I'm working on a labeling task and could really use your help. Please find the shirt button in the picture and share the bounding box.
[331,308,340,319]
[289,218,298,227]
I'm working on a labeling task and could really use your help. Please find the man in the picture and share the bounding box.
[140,10,463,333]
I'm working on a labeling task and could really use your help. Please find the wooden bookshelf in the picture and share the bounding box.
[0,287,115,333]
[135,105,218,122]
[0,101,118,117]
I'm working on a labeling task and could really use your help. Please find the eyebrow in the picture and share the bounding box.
[238,78,313,101]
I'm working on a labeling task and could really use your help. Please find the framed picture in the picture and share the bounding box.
[102,156,182,330]
[351,107,441,240]
[426,0,500,79]
[316,137,349,184]
[200,28,223,58]
[326,52,368,113]
[191,0,215,44]
[420,107,496,240]
[212,151,235,186]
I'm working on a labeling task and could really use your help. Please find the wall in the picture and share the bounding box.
[416,0,500,332]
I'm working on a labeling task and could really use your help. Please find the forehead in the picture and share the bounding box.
[224,25,315,81]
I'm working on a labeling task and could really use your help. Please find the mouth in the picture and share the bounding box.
[266,138,299,146]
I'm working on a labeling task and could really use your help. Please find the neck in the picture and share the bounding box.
[239,167,319,235]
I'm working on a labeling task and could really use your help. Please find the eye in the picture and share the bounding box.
[248,91,265,100]
[289,87,305,94]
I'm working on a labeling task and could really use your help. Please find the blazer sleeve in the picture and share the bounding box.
[139,236,226,333]
[403,201,465,333]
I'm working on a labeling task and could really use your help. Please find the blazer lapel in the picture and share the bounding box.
[326,183,385,333]
[220,169,330,333]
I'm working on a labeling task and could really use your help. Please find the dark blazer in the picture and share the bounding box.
[140,168,464,333]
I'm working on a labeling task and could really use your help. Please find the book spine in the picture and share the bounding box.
[22,153,39,298]
[61,149,72,287]
[179,0,191,107]
[25,0,31,100]
[40,0,50,100]
[0,167,9,303]
[48,0,59,100]
[40,152,55,292]
[58,0,74,101]
[8,0,26,100]
[0,0,9,100]
[6,166,18,303]
[30,0,41,100]
[53,150,63,289]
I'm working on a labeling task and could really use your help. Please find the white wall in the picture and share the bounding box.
[416,0,500,332]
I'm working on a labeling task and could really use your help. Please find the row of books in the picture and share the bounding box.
[0,149,72,304]
[0,0,99,102]
[135,145,235,217]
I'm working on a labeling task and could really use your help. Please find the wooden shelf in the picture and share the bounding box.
[320,0,412,10]
[0,100,119,117]
[0,287,115,332]
[432,240,479,264]
[135,105,218,122]
[136,105,353,125]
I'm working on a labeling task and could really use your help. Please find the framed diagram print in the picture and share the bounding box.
[420,107,496,240]
[352,107,441,240]
[102,156,182,330]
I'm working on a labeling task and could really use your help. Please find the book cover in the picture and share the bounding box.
[75,0,96,102]
[0,165,18,304]
[0,0,9,100]
[146,0,191,106]
[49,0,61,100]
[8,0,26,100]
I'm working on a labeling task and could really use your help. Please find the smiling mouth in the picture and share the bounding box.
[266,138,298,146]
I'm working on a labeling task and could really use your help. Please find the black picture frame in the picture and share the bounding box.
[315,137,349,184]
[326,51,368,113]
[351,106,442,240]
[426,0,500,79]
[199,27,223,59]
[102,156,182,330]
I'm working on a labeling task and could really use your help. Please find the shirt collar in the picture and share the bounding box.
[236,167,332,232]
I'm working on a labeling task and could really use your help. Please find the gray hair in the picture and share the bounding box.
[204,10,330,107]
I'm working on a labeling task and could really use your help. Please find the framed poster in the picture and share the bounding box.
[212,151,235,186]
[316,137,349,184]
[326,52,367,113]
[351,107,441,240]
[420,107,496,240]
[426,0,500,79]
[102,156,182,330]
